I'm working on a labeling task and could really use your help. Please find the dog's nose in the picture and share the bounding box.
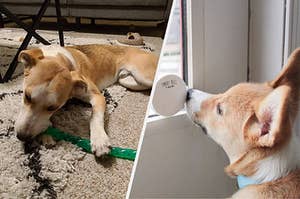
[16,133,31,142]
[186,89,193,101]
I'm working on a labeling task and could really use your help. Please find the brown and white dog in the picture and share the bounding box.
[15,44,158,157]
[186,48,300,198]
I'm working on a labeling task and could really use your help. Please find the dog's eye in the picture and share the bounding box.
[24,93,31,103]
[47,105,58,112]
[216,103,223,115]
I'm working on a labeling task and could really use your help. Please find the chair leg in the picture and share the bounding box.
[0,12,3,82]
[75,17,81,29]
[55,0,64,46]
[0,4,50,45]
[0,69,3,83]
[0,13,4,28]
[3,0,50,82]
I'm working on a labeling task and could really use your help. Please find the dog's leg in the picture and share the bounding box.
[119,75,149,90]
[89,93,111,157]
[71,71,111,157]
[118,68,153,90]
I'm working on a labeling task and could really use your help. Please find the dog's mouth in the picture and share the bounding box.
[186,109,208,135]
[187,112,208,135]
[198,123,207,135]
[193,118,207,135]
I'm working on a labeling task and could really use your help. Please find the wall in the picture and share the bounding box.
[249,0,285,82]
[188,0,248,93]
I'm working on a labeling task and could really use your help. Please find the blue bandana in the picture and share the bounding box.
[237,175,258,189]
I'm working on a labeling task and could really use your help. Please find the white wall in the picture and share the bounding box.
[188,0,248,93]
[289,0,300,53]
[188,0,287,86]
[249,0,286,82]
[286,0,300,136]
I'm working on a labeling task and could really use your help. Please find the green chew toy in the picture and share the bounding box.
[43,126,136,161]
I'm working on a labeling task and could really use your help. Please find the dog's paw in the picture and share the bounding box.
[118,69,131,79]
[37,134,56,148]
[91,136,111,157]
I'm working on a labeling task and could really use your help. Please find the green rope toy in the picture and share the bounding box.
[43,127,136,161]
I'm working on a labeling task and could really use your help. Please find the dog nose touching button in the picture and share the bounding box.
[186,89,194,101]
[152,74,187,116]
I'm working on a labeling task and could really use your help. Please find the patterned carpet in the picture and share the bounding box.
[0,28,162,198]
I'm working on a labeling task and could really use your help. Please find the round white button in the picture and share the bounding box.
[152,74,187,116]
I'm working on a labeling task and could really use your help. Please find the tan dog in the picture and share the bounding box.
[15,44,158,157]
[186,48,300,198]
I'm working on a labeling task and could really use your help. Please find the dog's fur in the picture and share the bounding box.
[186,48,300,198]
[15,44,158,157]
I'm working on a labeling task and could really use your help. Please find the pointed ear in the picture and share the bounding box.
[18,48,44,68]
[270,48,300,88]
[70,71,87,95]
[244,85,291,147]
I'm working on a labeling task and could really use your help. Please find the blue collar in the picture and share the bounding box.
[237,175,258,189]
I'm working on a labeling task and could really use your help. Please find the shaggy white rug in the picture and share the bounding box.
[0,28,162,199]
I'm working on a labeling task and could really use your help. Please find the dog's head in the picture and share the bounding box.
[186,48,300,176]
[15,47,87,141]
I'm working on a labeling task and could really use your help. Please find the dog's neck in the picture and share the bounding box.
[40,45,77,70]
[226,134,300,186]
[249,135,300,184]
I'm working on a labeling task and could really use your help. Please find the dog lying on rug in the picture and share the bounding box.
[186,48,300,198]
[15,44,158,157]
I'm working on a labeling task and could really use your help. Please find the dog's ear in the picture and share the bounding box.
[270,48,300,88]
[70,71,87,94]
[243,85,291,148]
[18,49,44,68]
[73,80,87,93]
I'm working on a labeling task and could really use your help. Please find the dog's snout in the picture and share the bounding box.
[186,89,194,101]
[16,133,32,142]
